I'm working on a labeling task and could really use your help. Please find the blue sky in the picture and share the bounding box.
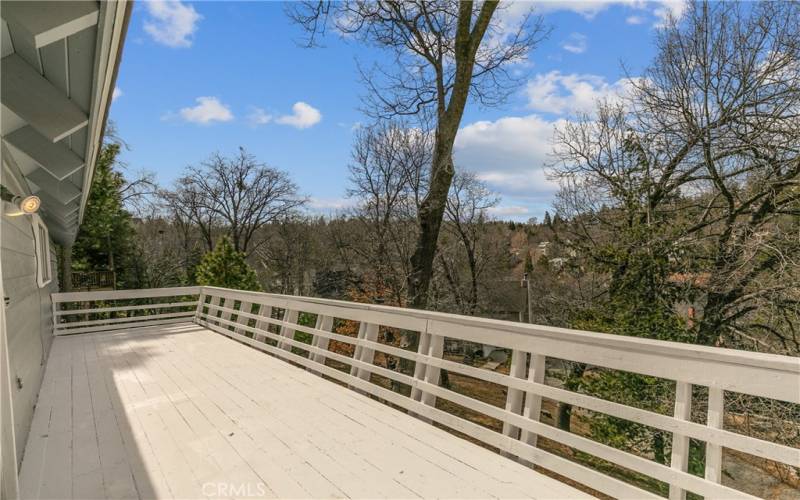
[111,0,685,221]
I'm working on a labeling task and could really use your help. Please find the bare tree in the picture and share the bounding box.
[289,0,549,308]
[441,170,499,314]
[550,1,800,353]
[162,148,306,255]
[346,121,431,304]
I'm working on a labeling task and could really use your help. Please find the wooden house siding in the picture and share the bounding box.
[2,210,58,466]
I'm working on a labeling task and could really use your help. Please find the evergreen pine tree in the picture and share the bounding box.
[195,236,261,291]
[73,143,136,287]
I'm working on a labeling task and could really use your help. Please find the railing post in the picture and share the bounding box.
[502,349,527,441]
[669,381,693,500]
[705,387,724,483]
[234,301,252,335]
[419,334,443,407]
[410,331,432,402]
[350,322,379,381]
[520,354,546,447]
[253,303,272,343]
[51,295,59,334]
[219,295,234,328]
[310,315,333,365]
[278,309,298,351]
[207,295,221,326]
[193,289,205,325]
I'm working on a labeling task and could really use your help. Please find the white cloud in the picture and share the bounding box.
[488,205,531,217]
[531,0,637,19]
[525,71,633,116]
[307,197,356,212]
[112,87,123,101]
[276,102,322,129]
[529,0,687,26]
[143,0,201,48]
[178,96,233,124]
[454,114,563,201]
[653,0,687,27]
[561,33,588,54]
[248,107,272,126]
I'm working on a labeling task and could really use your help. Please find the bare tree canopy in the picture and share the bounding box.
[162,148,306,255]
[551,0,800,352]
[442,170,500,314]
[289,0,549,308]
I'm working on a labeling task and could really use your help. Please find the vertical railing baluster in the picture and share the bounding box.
[350,322,367,377]
[208,295,221,326]
[419,334,443,407]
[193,291,205,324]
[351,323,379,381]
[234,301,252,335]
[410,331,432,402]
[502,349,527,441]
[705,387,724,483]
[520,354,546,447]
[219,296,234,329]
[311,315,333,365]
[253,303,272,343]
[669,381,693,500]
[279,309,299,351]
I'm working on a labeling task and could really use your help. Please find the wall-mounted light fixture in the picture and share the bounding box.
[1,185,41,216]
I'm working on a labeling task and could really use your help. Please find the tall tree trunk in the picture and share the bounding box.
[408,155,456,308]
[406,1,498,310]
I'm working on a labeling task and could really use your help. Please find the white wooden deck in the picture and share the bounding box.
[18,322,590,500]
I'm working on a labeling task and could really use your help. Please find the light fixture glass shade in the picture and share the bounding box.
[18,195,41,214]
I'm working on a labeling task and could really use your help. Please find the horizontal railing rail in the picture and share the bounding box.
[50,285,800,499]
[52,286,200,335]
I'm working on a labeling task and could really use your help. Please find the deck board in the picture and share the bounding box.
[19,323,591,499]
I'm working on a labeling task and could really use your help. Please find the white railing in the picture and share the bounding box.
[53,286,800,499]
[52,286,200,335]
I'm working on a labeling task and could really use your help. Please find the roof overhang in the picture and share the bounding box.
[1,1,131,246]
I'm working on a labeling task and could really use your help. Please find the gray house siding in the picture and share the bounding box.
[2,211,58,466]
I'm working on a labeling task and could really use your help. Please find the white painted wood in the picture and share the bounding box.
[669,381,692,500]
[278,309,298,351]
[353,322,378,381]
[1,54,88,142]
[56,300,198,316]
[520,353,546,447]
[199,288,800,404]
[705,387,725,483]
[199,309,755,500]
[234,300,252,334]
[27,168,81,205]
[410,331,431,402]
[200,318,659,499]
[252,303,272,343]
[4,126,84,180]
[19,323,589,500]
[420,334,443,407]
[349,322,368,378]
[194,295,800,467]
[502,349,527,440]
[40,286,800,500]
[0,1,99,48]
[310,314,332,364]
[55,317,194,336]
[56,311,195,330]
[53,286,200,302]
